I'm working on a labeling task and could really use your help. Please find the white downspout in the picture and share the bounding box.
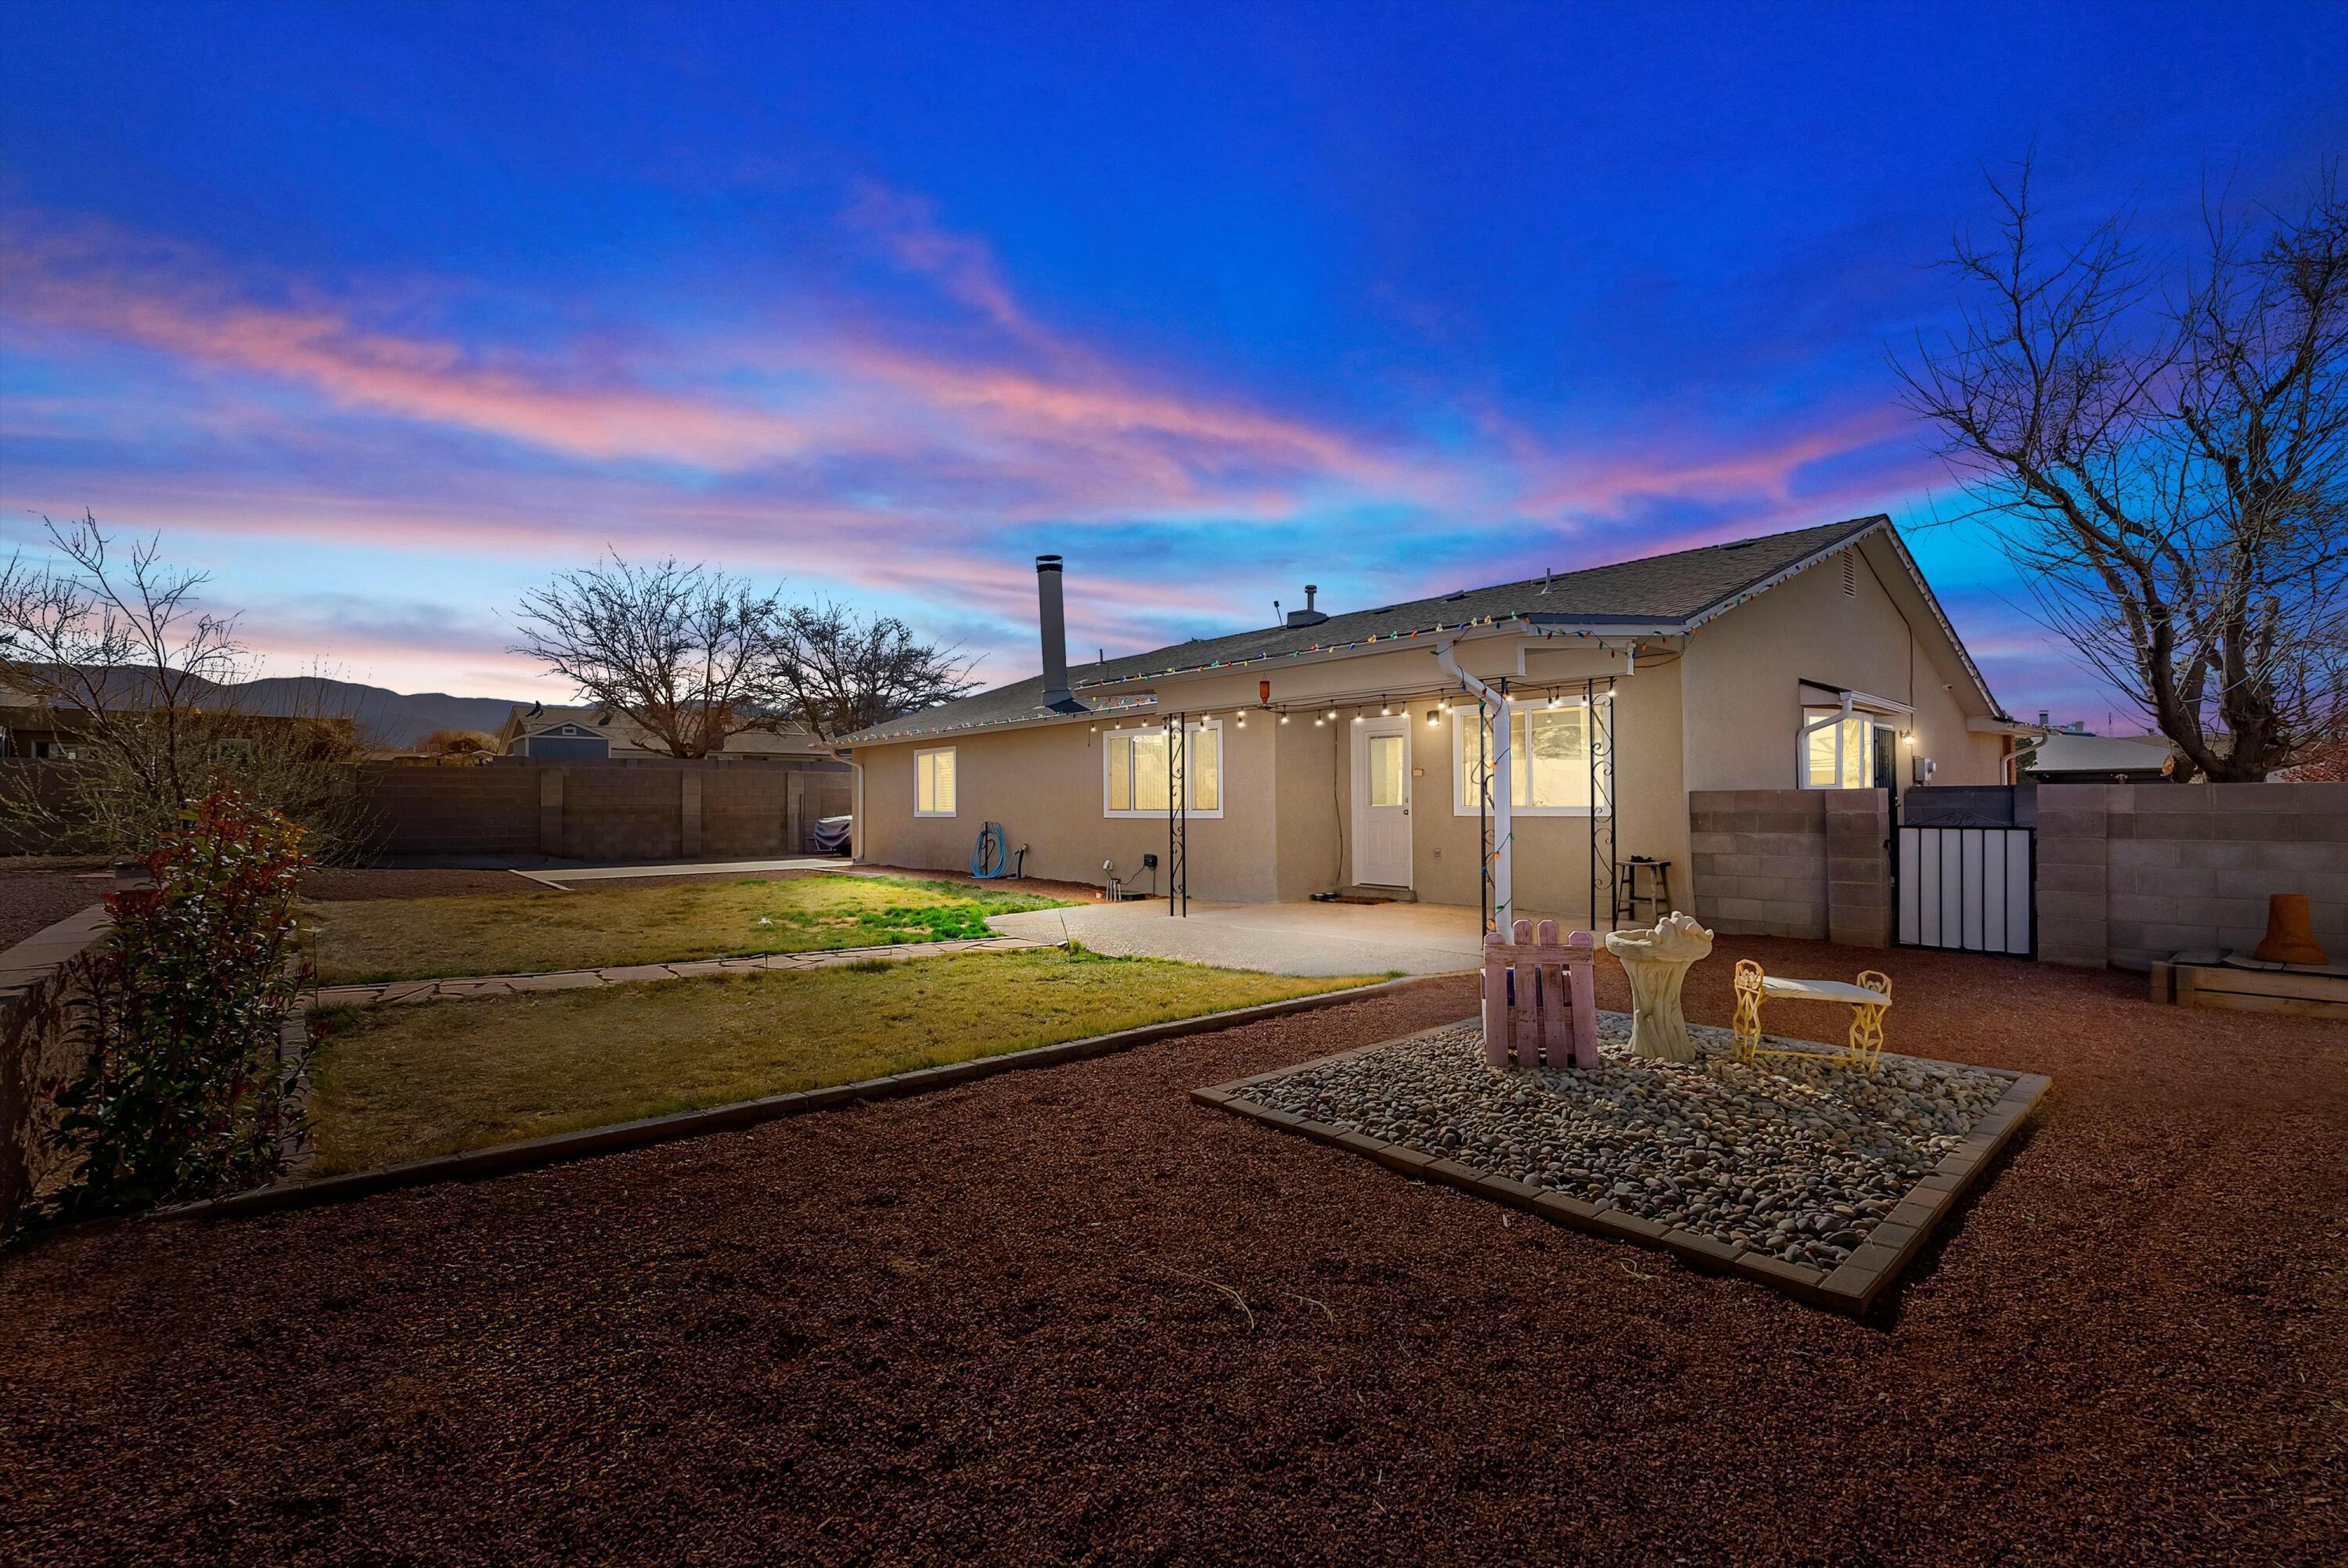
[1435,641,1511,934]
[844,750,866,862]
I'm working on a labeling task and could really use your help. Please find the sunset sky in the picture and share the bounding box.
[4,2,2343,725]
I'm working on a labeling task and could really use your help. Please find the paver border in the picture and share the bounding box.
[21,973,1442,1236]
[1190,1018,2051,1316]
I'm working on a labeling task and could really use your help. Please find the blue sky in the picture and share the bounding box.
[3,1,2343,722]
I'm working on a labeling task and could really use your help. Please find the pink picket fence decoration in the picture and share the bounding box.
[1481,919,1598,1071]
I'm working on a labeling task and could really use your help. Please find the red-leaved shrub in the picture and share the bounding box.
[47,792,318,1218]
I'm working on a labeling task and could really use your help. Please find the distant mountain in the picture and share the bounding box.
[2,666,529,749]
[228,678,527,748]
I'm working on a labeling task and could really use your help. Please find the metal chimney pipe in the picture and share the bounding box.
[1036,555,1072,709]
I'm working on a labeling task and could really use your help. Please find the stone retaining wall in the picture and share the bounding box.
[1687,789,1891,946]
[2034,782,2348,969]
[0,904,108,1234]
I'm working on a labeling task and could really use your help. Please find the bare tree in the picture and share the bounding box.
[769,598,978,743]
[510,555,792,757]
[1900,162,2348,780]
[0,514,369,857]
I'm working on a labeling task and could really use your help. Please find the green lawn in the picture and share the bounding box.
[303,873,1073,983]
[307,948,1375,1173]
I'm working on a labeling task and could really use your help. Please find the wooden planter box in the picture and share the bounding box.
[2151,950,2348,1020]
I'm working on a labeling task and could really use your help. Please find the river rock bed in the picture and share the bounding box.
[1241,1012,2012,1269]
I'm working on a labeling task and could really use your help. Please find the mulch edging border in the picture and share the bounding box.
[1191,1021,2052,1316]
[72,974,1444,1230]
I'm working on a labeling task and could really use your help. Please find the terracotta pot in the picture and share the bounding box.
[2252,894,2327,966]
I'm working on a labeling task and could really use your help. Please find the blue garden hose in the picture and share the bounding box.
[971,821,1011,879]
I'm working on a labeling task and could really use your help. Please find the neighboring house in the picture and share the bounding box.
[495,704,831,761]
[838,515,2019,922]
[2018,731,2177,783]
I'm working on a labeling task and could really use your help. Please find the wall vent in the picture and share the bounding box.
[1841,552,1857,597]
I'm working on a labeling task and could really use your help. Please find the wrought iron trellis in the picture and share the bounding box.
[1587,674,1618,933]
[1165,711,1188,917]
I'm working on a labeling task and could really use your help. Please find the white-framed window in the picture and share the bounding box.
[1799,708,1900,789]
[915,746,957,816]
[1452,704,1608,816]
[1103,720,1223,817]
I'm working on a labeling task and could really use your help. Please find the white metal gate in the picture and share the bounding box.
[1896,826,2034,955]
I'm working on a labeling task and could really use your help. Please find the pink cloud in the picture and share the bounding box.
[1,212,1428,521]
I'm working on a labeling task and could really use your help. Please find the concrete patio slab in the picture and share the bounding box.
[986,897,1492,976]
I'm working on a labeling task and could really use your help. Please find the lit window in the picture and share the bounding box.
[1453,706,1608,816]
[915,747,956,816]
[1799,708,1887,789]
[1367,733,1406,807]
[1104,721,1223,816]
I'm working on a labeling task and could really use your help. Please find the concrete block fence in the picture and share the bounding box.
[2034,782,2348,969]
[1688,789,1892,946]
[358,757,853,862]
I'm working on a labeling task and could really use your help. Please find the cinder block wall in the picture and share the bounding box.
[357,764,540,855]
[357,758,852,861]
[2036,782,2348,969]
[561,765,686,861]
[1688,789,1891,944]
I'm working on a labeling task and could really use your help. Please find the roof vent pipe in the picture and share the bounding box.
[1284,584,1330,628]
[1035,556,1086,714]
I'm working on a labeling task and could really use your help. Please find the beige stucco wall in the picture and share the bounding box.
[852,708,1281,900]
[1677,539,2005,793]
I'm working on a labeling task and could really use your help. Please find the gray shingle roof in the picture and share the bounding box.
[843,515,1889,745]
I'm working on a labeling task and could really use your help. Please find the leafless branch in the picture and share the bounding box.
[1897,158,2348,779]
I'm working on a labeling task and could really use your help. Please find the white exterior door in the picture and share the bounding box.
[1352,717,1413,887]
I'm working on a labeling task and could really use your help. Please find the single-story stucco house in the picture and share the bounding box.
[837,515,2020,926]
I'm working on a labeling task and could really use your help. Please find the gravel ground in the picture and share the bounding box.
[2,937,2343,1566]
[1243,1016,2012,1268]
[0,858,110,950]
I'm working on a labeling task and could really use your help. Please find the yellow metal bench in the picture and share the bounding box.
[1730,961,1892,1073]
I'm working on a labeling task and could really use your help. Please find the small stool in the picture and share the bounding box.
[1617,858,1674,924]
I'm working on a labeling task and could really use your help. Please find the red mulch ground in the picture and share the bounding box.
[301,866,535,901]
[2,939,2343,1566]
